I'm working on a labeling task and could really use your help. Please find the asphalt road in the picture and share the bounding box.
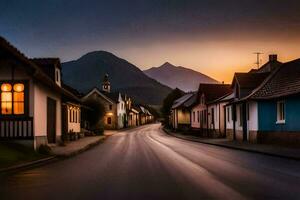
[1,123,300,200]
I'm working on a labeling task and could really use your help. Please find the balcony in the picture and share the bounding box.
[0,117,33,139]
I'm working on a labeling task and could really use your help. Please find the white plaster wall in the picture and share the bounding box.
[33,82,61,137]
[116,96,126,128]
[191,105,201,128]
[236,104,243,131]
[226,105,233,129]
[208,104,219,130]
[248,101,258,131]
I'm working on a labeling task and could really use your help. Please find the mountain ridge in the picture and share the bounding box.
[62,51,172,105]
[144,62,219,92]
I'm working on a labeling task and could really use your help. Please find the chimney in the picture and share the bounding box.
[269,54,277,62]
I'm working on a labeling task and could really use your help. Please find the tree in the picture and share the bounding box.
[161,88,184,126]
[83,100,105,134]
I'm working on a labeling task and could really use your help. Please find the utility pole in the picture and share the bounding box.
[253,52,263,69]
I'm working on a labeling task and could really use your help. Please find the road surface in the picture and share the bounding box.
[1,123,300,200]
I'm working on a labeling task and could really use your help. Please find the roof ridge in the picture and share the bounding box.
[243,62,283,100]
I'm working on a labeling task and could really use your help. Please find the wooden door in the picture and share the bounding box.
[47,97,56,144]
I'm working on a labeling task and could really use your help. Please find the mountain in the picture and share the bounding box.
[62,51,172,105]
[144,62,219,92]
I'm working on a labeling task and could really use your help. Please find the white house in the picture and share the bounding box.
[171,92,196,130]
[190,84,232,137]
[0,37,77,149]
[226,55,280,142]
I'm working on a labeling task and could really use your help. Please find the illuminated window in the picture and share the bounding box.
[1,83,25,115]
[69,107,72,123]
[1,83,12,114]
[13,83,24,114]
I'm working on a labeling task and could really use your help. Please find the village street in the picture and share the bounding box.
[1,123,300,200]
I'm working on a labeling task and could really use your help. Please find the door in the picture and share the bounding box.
[47,97,56,144]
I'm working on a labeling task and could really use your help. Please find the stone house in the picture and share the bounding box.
[81,75,126,130]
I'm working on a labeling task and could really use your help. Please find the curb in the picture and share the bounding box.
[0,156,58,174]
[54,136,106,158]
[162,128,300,161]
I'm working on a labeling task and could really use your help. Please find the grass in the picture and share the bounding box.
[0,142,47,169]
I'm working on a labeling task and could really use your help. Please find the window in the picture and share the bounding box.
[203,110,207,124]
[56,70,59,82]
[197,111,200,122]
[69,108,72,123]
[246,103,250,121]
[1,83,12,114]
[227,107,230,122]
[239,105,243,126]
[107,117,112,124]
[193,111,195,122]
[1,83,25,115]
[277,101,285,124]
[109,104,112,110]
[211,108,215,125]
[72,109,75,123]
[78,110,81,123]
[74,110,78,123]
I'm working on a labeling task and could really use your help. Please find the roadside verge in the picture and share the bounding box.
[0,136,106,174]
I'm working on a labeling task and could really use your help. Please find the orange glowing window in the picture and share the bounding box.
[13,83,25,115]
[0,83,25,115]
[1,83,12,114]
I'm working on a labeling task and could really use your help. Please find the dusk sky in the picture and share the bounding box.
[1,0,300,82]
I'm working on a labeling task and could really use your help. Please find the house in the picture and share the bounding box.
[137,105,154,125]
[226,72,270,141]
[128,106,140,127]
[225,54,286,142]
[190,84,232,137]
[0,37,78,149]
[61,83,82,139]
[230,58,300,146]
[207,92,234,138]
[81,74,126,130]
[144,107,154,124]
[171,92,197,130]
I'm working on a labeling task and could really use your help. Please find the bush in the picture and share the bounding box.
[94,127,104,135]
[38,144,52,155]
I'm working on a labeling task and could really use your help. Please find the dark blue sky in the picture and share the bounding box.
[1,0,300,81]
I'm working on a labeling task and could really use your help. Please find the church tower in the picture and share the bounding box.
[102,74,111,93]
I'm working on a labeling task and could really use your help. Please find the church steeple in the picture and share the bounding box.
[102,74,111,93]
